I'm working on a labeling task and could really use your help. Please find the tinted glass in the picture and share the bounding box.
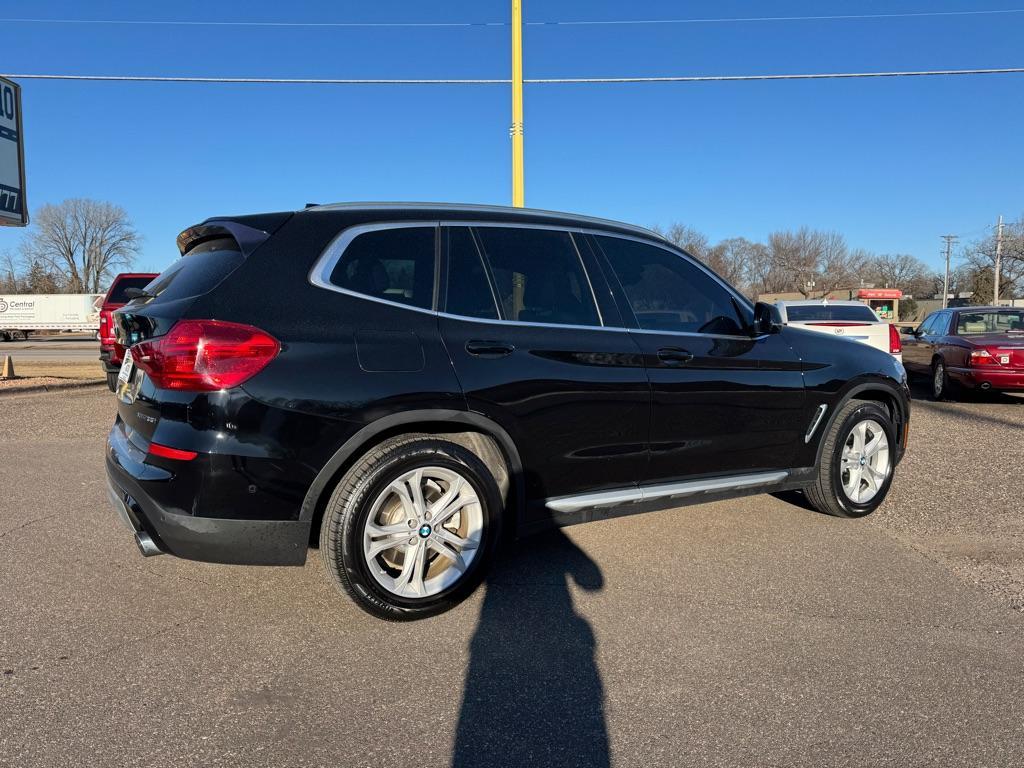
[785,304,878,322]
[330,227,436,310]
[107,276,157,303]
[140,238,244,304]
[917,314,936,335]
[445,227,499,320]
[596,236,747,335]
[956,310,1024,334]
[473,227,600,327]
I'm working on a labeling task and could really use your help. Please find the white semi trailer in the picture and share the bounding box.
[0,293,103,340]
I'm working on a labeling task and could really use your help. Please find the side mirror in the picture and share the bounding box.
[753,302,783,335]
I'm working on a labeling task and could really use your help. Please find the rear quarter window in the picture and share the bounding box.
[327,226,437,310]
[785,305,878,322]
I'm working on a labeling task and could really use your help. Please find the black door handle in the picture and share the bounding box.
[466,340,515,357]
[657,347,694,365]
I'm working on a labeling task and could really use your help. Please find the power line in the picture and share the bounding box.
[3,67,1024,86]
[2,9,1023,29]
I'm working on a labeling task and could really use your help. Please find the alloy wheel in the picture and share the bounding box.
[839,419,891,505]
[362,466,483,599]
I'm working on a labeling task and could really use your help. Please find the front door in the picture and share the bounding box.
[439,225,649,527]
[902,311,944,374]
[590,233,807,482]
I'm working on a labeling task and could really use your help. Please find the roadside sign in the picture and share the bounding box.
[0,76,27,227]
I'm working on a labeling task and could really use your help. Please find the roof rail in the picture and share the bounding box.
[304,201,665,242]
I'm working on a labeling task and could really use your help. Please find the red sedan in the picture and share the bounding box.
[901,306,1024,399]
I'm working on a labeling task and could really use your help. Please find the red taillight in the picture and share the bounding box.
[888,323,902,354]
[131,319,280,391]
[969,349,998,367]
[147,442,198,461]
[99,309,117,344]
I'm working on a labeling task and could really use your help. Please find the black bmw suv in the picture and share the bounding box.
[107,203,910,620]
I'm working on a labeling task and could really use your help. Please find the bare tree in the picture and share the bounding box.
[704,237,759,294]
[653,223,710,261]
[767,228,866,297]
[20,199,140,293]
[0,249,20,292]
[962,215,1024,300]
[865,253,932,296]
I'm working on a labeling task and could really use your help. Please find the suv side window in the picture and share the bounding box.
[329,226,436,310]
[595,235,748,335]
[445,227,499,320]
[472,227,601,327]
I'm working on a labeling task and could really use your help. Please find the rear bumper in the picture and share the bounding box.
[105,425,310,566]
[948,367,1024,391]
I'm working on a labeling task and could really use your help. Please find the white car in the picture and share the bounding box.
[775,300,902,362]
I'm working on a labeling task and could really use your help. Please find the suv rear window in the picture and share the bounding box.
[329,227,436,310]
[106,276,155,304]
[786,305,877,322]
[143,237,244,304]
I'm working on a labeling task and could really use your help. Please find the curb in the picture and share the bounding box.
[0,379,107,397]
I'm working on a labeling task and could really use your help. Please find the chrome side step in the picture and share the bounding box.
[546,470,790,514]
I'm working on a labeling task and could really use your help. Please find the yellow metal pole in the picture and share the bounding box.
[511,0,525,207]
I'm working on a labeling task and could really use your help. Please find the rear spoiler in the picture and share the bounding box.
[176,212,293,257]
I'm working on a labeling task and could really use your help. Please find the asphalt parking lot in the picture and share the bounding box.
[2,385,1023,767]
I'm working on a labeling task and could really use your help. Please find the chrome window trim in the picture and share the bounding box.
[308,219,760,342]
[308,221,442,316]
[546,470,790,514]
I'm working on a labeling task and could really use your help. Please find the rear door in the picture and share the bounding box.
[438,224,648,526]
[591,233,807,482]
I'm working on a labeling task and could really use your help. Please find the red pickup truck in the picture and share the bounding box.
[98,272,158,391]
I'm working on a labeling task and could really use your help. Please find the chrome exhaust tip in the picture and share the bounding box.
[135,531,164,557]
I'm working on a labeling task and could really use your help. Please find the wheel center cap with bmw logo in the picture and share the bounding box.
[418,523,432,538]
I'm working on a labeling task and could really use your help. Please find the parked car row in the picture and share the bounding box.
[774,298,1024,401]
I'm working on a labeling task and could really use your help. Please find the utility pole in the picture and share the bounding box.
[510,0,525,207]
[941,234,958,308]
[994,215,1004,304]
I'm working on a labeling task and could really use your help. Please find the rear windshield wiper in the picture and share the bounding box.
[123,287,156,300]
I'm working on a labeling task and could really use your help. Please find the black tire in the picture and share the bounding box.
[320,435,503,621]
[105,371,119,392]
[805,399,897,518]
[931,358,958,401]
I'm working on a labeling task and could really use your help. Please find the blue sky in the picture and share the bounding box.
[1,0,1022,275]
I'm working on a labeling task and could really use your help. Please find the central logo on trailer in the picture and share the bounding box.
[834,327,844,334]
[0,299,7,313]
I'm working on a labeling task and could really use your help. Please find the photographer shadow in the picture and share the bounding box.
[452,525,609,768]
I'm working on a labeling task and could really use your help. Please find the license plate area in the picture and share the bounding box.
[117,349,134,382]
